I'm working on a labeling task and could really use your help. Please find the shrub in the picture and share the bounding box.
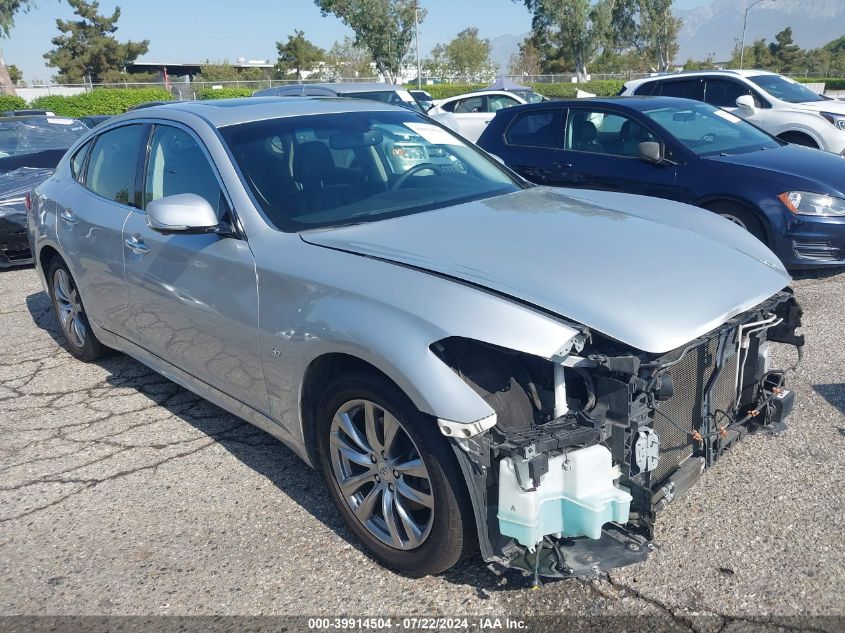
[794,77,845,91]
[0,94,27,112]
[28,88,172,117]
[531,80,625,98]
[414,84,486,100]
[197,87,254,100]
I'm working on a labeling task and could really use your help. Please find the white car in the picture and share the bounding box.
[428,90,542,142]
[621,70,845,155]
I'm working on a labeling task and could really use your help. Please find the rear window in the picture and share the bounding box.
[659,79,703,100]
[633,81,658,96]
[505,109,564,148]
[0,118,88,158]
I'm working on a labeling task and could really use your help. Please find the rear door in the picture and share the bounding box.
[122,121,267,411]
[56,123,147,334]
[492,106,571,185]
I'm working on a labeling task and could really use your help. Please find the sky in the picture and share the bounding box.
[2,0,712,83]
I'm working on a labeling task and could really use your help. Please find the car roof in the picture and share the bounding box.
[497,95,713,113]
[439,90,522,102]
[628,69,777,86]
[0,114,79,124]
[281,82,405,93]
[115,96,406,128]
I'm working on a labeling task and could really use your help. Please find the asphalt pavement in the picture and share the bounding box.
[0,266,842,630]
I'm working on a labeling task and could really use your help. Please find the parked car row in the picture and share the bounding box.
[25,95,804,582]
[476,96,845,268]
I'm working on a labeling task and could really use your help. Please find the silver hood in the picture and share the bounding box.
[302,187,790,354]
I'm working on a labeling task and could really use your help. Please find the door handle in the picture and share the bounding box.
[553,161,572,170]
[124,235,150,255]
[59,209,78,225]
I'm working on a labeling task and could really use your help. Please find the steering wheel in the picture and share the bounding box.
[391,163,438,190]
[698,132,717,144]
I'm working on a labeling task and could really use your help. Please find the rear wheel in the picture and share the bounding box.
[47,259,107,361]
[315,372,474,575]
[705,202,769,245]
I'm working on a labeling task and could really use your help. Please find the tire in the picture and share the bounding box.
[315,371,475,575]
[46,258,107,361]
[777,132,818,149]
[705,201,769,245]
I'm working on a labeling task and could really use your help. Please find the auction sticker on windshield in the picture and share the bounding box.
[404,122,462,145]
[712,110,742,124]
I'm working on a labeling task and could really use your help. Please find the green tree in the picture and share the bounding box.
[768,27,801,73]
[521,0,613,81]
[638,0,680,71]
[442,27,497,80]
[43,0,149,84]
[0,1,34,94]
[730,37,773,70]
[194,63,269,83]
[276,30,324,79]
[509,36,542,76]
[606,0,680,72]
[7,62,21,83]
[324,36,373,79]
[315,0,425,84]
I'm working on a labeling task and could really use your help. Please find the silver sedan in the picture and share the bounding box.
[27,97,803,579]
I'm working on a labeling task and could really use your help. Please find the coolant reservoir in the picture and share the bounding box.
[497,445,631,548]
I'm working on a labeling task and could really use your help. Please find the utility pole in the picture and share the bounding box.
[414,1,421,88]
[740,0,772,69]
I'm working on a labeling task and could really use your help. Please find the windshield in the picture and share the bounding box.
[643,102,779,156]
[748,75,824,103]
[0,117,88,157]
[220,110,520,231]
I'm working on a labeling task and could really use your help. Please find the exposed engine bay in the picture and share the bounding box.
[433,290,804,581]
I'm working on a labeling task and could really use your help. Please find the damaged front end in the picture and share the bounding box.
[434,291,804,580]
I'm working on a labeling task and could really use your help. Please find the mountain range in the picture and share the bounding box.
[676,0,845,62]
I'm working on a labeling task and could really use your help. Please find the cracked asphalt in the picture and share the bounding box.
[0,265,843,629]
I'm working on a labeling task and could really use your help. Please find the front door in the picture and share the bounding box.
[554,107,683,200]
[56,124,147,333]
[122,123,267,412]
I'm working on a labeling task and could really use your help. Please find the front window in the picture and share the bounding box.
[144,125,226,214]
[565,109,658,157]
[643,102,778,156]
[0,117,88,158]
[220,110,520,231]
[748,75,824,103]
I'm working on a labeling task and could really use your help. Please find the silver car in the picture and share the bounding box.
[27,97,803,579]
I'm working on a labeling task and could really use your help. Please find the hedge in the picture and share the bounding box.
[197,87,254,100]
[414,80,625,101]
[28,88,172,117]
[794,77,845,90]
[0,94,27,111]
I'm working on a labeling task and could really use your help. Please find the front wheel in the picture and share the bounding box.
[705,202,769,245]
[315,372,475,575]
[47,259,107,361]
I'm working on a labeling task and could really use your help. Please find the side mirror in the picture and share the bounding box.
[489,153,506,166]
[735,94,757,115]
[638,141,663,164]
[146,193,221,234]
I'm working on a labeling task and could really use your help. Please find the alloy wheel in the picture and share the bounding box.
[53,268,86,348]
[719,213,748,230]
[329,399,434,550]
